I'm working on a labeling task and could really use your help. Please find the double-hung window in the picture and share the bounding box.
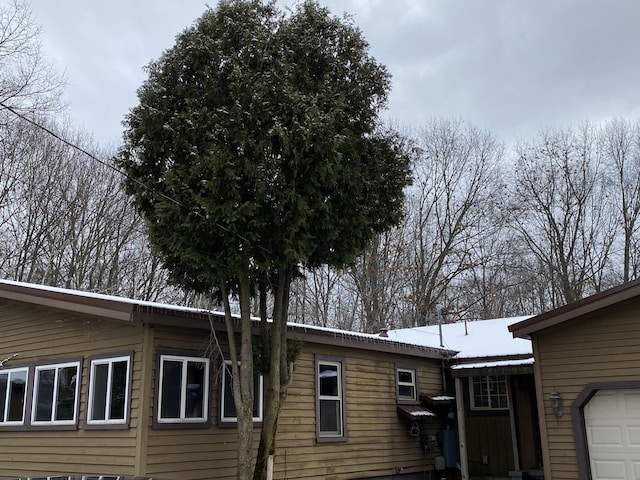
[31,361,81,425]
[87,354,131,426]
[220,360,263,424]
[157,354,209,423]
[0,367,28,425]
[470,375,509,410]
[316,356,346,441]
[396,367,418,403]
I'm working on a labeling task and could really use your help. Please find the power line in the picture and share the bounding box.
[0,100,272,256]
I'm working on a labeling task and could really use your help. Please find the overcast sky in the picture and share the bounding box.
[24,0,640,147]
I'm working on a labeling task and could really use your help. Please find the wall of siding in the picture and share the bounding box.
[532,297,640,480]
[0,299,144,477]
[143,325,447,480]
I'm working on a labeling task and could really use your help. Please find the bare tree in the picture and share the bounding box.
[509,124,617,307]
[602,118,640,282]
[403,118,504,325]
[0,0,65,117]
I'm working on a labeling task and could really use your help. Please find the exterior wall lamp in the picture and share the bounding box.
[549,390,563,417]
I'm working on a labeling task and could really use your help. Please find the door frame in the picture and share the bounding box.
[572,380,640,480]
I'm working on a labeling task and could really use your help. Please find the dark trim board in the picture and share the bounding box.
[571,380,640,480]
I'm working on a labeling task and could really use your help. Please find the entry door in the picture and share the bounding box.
[584,389,640,479]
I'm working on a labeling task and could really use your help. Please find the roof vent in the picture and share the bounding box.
[378,327,389,337]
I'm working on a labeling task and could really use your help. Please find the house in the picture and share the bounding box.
[509,278,640,480]
[388,317,543,479]
[0,279,457,480]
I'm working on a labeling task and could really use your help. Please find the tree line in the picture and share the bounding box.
[2,0,640,332]
[291,118,640,331]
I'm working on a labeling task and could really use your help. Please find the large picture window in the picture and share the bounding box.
[220,360,263,423]
[470,375,509,410]
[31,361,81,425]
[316,356,346,440]
[0,367,28,425]
[157,354,209,423]
[87,354,131,426]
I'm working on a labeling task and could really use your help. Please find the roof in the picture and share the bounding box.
[386,316,533,359]
[509,278,640,338]
[0,279,454,359]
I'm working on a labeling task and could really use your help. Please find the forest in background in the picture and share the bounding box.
[2,1,639,331]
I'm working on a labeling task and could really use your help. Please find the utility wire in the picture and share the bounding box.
[0,100,271,256]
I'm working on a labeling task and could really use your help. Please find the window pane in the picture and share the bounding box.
[320,399,340,435]
[109,360,128,420]
[161,360,182,418]
[223,366,236,419]
[55,366,77,421]
[185,361,204,418]
[319,364,338,397]
[91,364,109,421]
[398,370,414,383]
[0,374,7,421]
[253,374,261,418]
[399,385,415,399]
[7,370,26,422]
[35,369,55,421]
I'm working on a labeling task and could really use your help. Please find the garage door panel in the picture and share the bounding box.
[585,389,640,480]
[589,426,623,446]
[592,459,626,480]
[630,427,640,445]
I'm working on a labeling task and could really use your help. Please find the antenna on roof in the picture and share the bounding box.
[436,304,444,347]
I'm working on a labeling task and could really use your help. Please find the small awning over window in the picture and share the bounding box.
[420,393,455,406]
[396,404,437,421]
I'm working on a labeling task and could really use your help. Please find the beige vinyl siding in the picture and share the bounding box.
[275,347,442,480]
[0,299,143,477]
[144,326,444,480]
[532,297,640,480]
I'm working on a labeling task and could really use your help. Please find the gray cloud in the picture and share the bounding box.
[24,0,640,145]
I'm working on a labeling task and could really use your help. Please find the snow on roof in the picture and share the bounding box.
[386,316,533,358]
[0,279,454,357]
[450,357,535,370]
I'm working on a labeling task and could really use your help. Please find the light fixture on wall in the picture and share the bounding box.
[549,390,563,417]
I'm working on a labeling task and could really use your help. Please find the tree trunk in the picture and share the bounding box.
[253,267,294,480]
[222,271,255,480]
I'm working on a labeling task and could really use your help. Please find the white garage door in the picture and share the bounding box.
[584,389,640,480]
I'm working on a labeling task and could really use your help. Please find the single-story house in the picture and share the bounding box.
[510,278,640,480]
[0,279,458,480]
[389,317,543,479]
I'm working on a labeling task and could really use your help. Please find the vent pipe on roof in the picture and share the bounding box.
[378,327,389,337]
[436,304,444,347]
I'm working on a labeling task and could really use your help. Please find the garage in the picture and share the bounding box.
[509,279,640,480]
[584,389,640,480]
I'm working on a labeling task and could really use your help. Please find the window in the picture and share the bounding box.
[157,354,209,423]
[396,367,418,402]
[316,356,345,440]
[31,361,81,425]
[470,375,509,410]
[220,360,263,423]
[0,367,28,425]
[87,354,131,426]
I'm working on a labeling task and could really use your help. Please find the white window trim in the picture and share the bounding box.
[31,361,81,426]
[397,367,418,402]
[87,355,131,425]
[469,375,509,411]
[220,360,264,423]
[317,359,344,438]
[157,354,209,423]
[0,366,28,425]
